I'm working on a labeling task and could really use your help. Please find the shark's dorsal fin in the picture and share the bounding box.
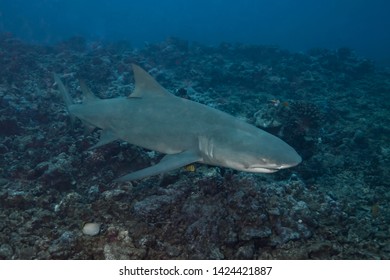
[130,64,172,98]
[79,80,98,102]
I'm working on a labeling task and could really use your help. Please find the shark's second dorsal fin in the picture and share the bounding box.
[79,80,98,102]
[130,64,172,98]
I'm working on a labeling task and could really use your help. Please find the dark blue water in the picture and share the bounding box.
[1,0,389,64]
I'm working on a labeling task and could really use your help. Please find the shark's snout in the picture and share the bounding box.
[261,138,302,171]
[283,149,302,168]
[280,143,302,168]
[279,154,302,169]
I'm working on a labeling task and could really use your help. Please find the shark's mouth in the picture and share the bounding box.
[248,166,280,173]
[249,162,299,173]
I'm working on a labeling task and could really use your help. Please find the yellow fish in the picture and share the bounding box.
[184,164,196,172]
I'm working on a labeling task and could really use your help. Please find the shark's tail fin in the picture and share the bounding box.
[54,73,73,108]
[54,73,76,124]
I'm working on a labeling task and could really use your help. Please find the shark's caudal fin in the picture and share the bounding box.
[54,74,99,107]
[129,64,173,98]
[54,74,99,132]
[54,73,76,124]
[53,74,73,108]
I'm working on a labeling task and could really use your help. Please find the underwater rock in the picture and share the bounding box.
[0,178,8,186]
[272,226,300,245]
[2,189,31,209]
[235,243,255,259]
[0,37,388,260]
[0,243,13,259]
[82,223,101,236]
[253,106,282,128]
[133,194,176,218]
[53,192,83,215]
[160,242,182,258]
[103,230,146,260]
[290,201,312,224]
[31,152,76,190]
[48,231,77,258]
[239,226,272,241]
[0,116,21,136]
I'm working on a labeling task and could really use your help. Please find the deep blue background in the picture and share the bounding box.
[1,0,389,64]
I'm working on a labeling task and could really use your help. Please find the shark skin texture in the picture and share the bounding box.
[54,64,301,181]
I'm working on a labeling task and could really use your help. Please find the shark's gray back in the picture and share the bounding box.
[72,93,259,155]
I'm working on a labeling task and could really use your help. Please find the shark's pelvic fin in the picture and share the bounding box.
[115,150,201,182]
[129,64,173,98]
[89,129,119,150]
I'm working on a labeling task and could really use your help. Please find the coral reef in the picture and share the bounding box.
[0,35,389,259]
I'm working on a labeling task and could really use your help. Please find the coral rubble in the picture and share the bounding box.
[0,35,389,259]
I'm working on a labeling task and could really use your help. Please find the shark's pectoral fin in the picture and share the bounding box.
[89,129,119,150]
[115,150,201,182]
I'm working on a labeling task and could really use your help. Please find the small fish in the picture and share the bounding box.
[269,99,280,106]
[371,204,380,218]
[184,164,196,172]
[270,99,289,107]
[282,101,289,107]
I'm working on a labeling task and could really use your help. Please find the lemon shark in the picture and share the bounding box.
[54,64,301,181]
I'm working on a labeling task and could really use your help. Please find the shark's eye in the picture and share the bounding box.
[260,158,269,164]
